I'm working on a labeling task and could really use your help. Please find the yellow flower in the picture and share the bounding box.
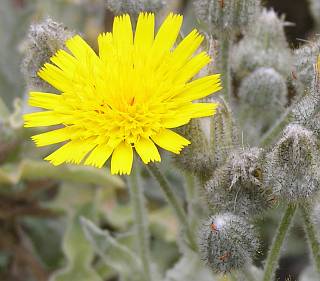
[24,13,221,175]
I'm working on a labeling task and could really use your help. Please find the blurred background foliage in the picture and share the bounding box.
[0,0,318,281]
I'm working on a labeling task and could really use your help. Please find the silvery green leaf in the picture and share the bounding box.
[80,217,144,281]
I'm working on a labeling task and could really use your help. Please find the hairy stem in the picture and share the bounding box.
[259,91,306,147]
[185,172,196,216]
[147,163,197,251]
[259,105,292,147]
[128,165,153,281]
[300,203,320,275]
[262,204,297,281]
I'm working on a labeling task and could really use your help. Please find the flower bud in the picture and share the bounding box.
[237,67,287,144]
[205,148,273,218]
[293,39,320,90]
[21,18,74,91]
[105,0,164,18]
[199,213,259,273]
[266,124,320,201]
[293,55,320,138]
[194,0,260,35]
[232,9,292,79]
[173,119,214,180]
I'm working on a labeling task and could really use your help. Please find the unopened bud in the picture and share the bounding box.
[199,213,259,273]
[232,9,292,79]
[194,0,260,35]
[21,18,74,91]
[266,124,320,201]
[205,148,273,218]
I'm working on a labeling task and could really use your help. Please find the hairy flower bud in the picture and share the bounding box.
[237,67,287,144]
[293,39,320,90]
[199,213,259,273]
[173,119,214,180]
[105,0,164,18]
[293,55,320,138]
[266,124,320,201]
[232,9,292,79]
[205,148,273,218]
[21,18,74,91]
[194,0,260,34]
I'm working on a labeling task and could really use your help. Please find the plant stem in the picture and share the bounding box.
[219,34,232,102]
[262,204,297,281]
[185,172,196,216]
[259,91,307,147]
[147,163,198,251]
[128,164,153,281]
[300,203,320,274]
[259,105,292,147]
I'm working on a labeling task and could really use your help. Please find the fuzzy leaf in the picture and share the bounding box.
[80,217,144,281]
[49,203,102,281]
[164,251,216,281]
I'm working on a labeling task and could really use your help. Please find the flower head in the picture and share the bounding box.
[24,13,221,175]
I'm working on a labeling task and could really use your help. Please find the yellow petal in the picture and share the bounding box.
[162,116,191,128]
[38,63,72,92]
[112,14,133,50]
[171,29,204,68]
[65,35,98,62]
[111,141,133,175]
[180,103,219,119]
[135,137,161,164]
[175,52,211,84]
[24,111,64,127]
[153,13,183,52]
[151,129,190,154]
[177,74,222,101]
[31,127,72,147]
[45,140,95,165]
[84,143,114,168]
[50,49,77,74]
[28,92,62,110]
[135,13,154,50]
[98,32,113,62]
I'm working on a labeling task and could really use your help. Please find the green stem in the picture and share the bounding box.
[128,165,153,281]
[300,203,320,275]
[262,204,297,281]
[219,34,232,102]
[259,91,307,147]
[185,172,196,216]
[147,163,197,251]
[259,105,293,147]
